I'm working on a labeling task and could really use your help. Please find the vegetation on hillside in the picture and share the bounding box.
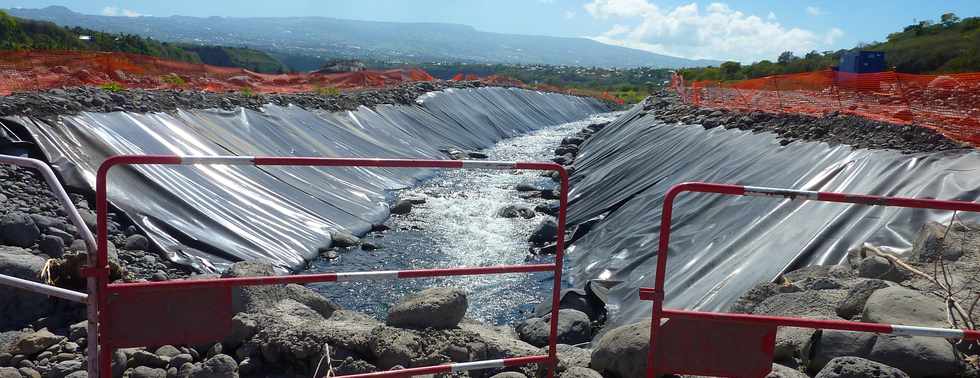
[0,10,287,73]
[389,62,672,104]
[180,45,288,74]
[679,13,980,82]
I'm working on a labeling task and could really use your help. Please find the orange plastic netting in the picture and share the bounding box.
[0,50,436,95]
[671,70,980,146]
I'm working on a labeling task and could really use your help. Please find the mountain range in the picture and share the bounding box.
[6,6,721,69]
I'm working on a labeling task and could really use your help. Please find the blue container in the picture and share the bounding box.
[838,51,886,73]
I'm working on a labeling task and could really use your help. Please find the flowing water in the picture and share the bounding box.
[305,112,620,325]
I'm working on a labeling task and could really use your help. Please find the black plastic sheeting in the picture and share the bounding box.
[566,104,980,327]
[8,87,605,272]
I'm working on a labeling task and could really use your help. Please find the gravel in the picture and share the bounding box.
[644,91,969,154]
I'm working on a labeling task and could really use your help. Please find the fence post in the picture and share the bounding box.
[831,71,844,112]
[893,72,916,124]
[773,76,784,113]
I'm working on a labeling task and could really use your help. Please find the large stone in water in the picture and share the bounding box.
[387,287,467,329]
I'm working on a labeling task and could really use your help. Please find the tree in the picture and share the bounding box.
[941,13,960,27]
[777,51,797,65]
[719,61,741,80]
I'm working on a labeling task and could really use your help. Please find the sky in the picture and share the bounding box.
[3,0,980,63]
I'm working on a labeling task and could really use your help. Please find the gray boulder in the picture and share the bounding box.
[911,221,963,262]
[815,356,909,378]
[127,366,167,378]
[560,367,603,378]
[804,330,877,372]
[0,249,54,330]
[868,335,962,377]
[857,256,907,282]
[387,287,467,329]
[0,213,40,247]
[330,231,360,248]
[38,235,65,257]
[10,329,64,356]
[497,204,536,219]
[862,286,947,328]
[489,373,527,378]
[368,326,422,370]
[836,279,892,319]
[190,354,238,378]
[390,200,413,215]
[222,261,339,318]
[0,367,19,378]
[529,219,558,245]
[590,321,649,378]
[514,183,540,192]
[768,363,808,378]
[124,235,149,251]
[516,309,590,347]
[537,344,590,375]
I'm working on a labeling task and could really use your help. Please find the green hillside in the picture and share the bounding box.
[0,10,287,73]
[680,12,980,82]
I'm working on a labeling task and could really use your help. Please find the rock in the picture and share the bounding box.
[534,202,560,217]
[814,356,909,378]
[124,235,149,251]
[402,196,427,205]
[782,265,855,282]
[862,286,947,328]
[768,363,809,378]
[112,349,127,378]
[330,231,360,248]
[804,330,877,372]
[64,372,86,378]
[369,326,421,370]
[774,327,817,363]
[836,279,892,319]
[49,359,83,378]
[11,329,64,356]
[534,287,606,322]
[38,235,65,257]
[176,363,197,378]
[560,367,603,378]
[536,344,590,375]
[191,354,237,378]
[390,200,413,215]
[154,346,181,359]
[489,373,527,378]
[0,213,40,247]
[68,321,87,342]
[529,219,558,245]
[857,256,907,282]
[591,321,649,378]
[0,249,53,329]
[387,287,467,329]
[360,241,379,251]
[541,189,560,200]
[753,290,847,319]
[497,204,536,219]
[129,366,167,378]
[911,221,964,262]
[868,335,961,377]
[283,284,340,318]
[514,183,540,192]
[132,350,170,368]
[0,367,19,378]
[516,309,591,347]
[169,354,193,370]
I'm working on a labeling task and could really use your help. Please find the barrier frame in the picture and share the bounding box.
[641,182,980,377]
[90,155,570,378]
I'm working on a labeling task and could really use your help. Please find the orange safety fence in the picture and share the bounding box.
[0,50,436,95]
[670,70,980,146]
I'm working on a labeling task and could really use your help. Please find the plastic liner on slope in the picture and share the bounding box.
[10,87,606,272]
[566,105,980,327]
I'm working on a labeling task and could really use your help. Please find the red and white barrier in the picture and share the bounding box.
[90,155,571,378]
[642,182,980,377]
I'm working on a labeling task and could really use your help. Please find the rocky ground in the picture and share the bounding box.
[644,90,969,154]
[0,81,487,119]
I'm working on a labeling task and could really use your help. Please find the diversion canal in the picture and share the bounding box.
[304,111,620,325]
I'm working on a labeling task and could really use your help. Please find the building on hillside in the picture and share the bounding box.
[314,59,367,74]
[837,51,886,74]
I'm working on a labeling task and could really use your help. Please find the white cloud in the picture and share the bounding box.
[101,6,142,17]
[805,6,826,16]
[564,10,577,20]
[767,11,776,20]
[583,1,845,63]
